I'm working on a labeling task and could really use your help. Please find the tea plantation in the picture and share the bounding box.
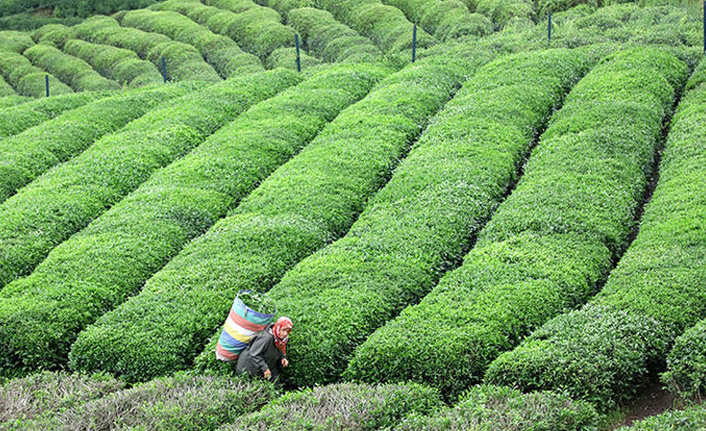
[0,0,705,429]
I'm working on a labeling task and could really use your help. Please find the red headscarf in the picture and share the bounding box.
[271,317,292,356]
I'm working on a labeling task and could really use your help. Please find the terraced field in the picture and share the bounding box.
[0,0,705,430]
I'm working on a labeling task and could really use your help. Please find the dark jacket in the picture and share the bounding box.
[236,324,286,382]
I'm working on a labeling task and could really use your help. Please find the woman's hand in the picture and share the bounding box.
[263,369,272,379]
[281,358,289,368]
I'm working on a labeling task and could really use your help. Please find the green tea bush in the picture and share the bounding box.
[382,0,493,40]
[309,0,436,53]
[395,385,598,431]
[0,13,82,31]
[265,48,590,388]
[0,48,72,97]
[0,0,161,18]
[224,383,442,431]
[664,320,706,400]
[5,373,276,431]
[616,405,706,431]
[31,23,72,49]
[72,16,222,82]
[475,0,535,28]
[202,0,297,61]
[265,47,321,70]
[61,64,386,383]
[0,94,30,106]
[350,47,686,400]
[119,9,263,78]
[0,84,192,206]
[485,55,703,412]
[23,43,121,91]
[0,90,103,139]
[0,30,34,52]
[288,7,383,63]
[0,71,297,376]
[176,55,481,377]
[0,371,123,426]
[63,39,162,87]
[0,74,16,95]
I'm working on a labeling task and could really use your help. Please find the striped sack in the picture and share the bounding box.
[216,294,275,362]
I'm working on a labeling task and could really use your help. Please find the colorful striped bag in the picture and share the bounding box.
[216,290,276,362]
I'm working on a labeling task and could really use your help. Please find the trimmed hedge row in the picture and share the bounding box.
[0,74,16,95]
[0,70,298,377]
[0,90,103,139]
[664,320,706,401]
[5,373,276,431]
[63,39,162,87]
[200,0,297,61]
[474,0,534,29]
[0,95,30,106]
[0,0,160,18]
[394,385,598,431]
[72,16,222,82]
[224,383,442,431]
[69,60,488,385]
[0,48,72,97]
[288,7,383,63]
[617,405,706,431]
[0,84,192,207]
[265,46,321,70]
[59,64,386,383]
[149,55,478,377]
[0,30,34,52]
[348,47,687,399]
[23,43,121,91]
[381,0,493,40]
[267,48,589,388]
[306,0,436,54]
[0,371,124,426]
[484,54,704,412]
[32,23,73,49]
[119,9,263,78]
[0,14,82,31]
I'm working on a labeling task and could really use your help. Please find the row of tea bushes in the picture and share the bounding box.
[224,383,442,431]
[0,90,104,138]
[307,0,436,54]
[0,371,124,427]
[119,8,263,77]
[23,43,121,91]
[0,74,16,95]
[287,7,384,63]
[394,385,597,431]
[349,47,687,399]
[0,84,190,206]
[617,404,706,431]
[381,0,493,40]
[63,39,163,87]
[58,64,385,383]
[0,48,72,97]
[72,15,222,82]
[268,48,590,388]
[0,94,29,106]
[484,56,705,412]
[201,0,297,61]
[0,30,34,52]
[0,71,298,377]
[32,23,72,48]
[1,372,275,431]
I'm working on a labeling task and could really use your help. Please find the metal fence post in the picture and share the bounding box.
[412,23,417,63]
[295,34,301,72]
